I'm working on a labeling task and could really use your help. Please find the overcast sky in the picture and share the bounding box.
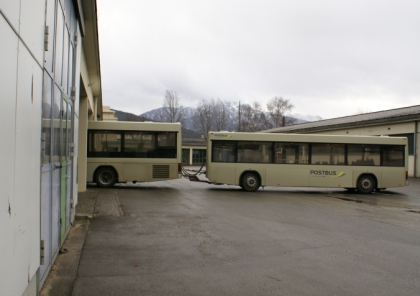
[97,0,420,119]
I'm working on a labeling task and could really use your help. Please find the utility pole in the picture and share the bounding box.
[238,101,241,132]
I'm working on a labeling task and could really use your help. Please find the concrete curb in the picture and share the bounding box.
[39,219,90,296]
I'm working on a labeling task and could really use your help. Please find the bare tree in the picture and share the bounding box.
[160,90,185,123]
[193,98,230,139]
[266,97,294,128]
[238,102,270,132]
[193,99,213,140]
[212,99,228,131]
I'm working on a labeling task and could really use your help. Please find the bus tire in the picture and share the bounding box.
[357,175,376,194]
[95,167,117,188]
[241,172,260,192]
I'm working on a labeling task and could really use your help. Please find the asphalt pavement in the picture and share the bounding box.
[40,176,420,296]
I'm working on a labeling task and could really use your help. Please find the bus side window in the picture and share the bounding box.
[348,145,380,166]
[382,145,404,167]
[275,143,308,164]
[212,141,236,162]
[311,143,344,165]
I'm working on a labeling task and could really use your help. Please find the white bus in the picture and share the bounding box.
[87,121,182,187]
[206,132,408,193]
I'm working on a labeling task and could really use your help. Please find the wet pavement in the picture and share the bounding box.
[41,177,420,295]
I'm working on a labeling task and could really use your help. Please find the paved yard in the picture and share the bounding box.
[46,178,420,295]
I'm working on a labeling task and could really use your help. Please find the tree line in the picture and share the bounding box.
[142,90,295,139]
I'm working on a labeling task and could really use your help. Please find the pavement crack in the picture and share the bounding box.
[267,275,282,282]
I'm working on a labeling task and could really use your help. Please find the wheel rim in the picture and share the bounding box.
[360,178,372,190]
[99,171,113,185]
[246,176,257,188]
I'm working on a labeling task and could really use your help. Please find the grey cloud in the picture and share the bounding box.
[98,0,420,118]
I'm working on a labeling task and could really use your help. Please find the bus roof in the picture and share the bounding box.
[88,121,181,132]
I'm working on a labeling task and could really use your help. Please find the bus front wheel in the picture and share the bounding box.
[95,167,117,188]
[357,175,376,194]
[241,172,260,192]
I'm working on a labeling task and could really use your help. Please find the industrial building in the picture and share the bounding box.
[0,0,102,294]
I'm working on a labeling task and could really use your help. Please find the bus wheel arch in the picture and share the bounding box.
[240,171,261,192]
[94,166,118,188]
[356,174,377,194]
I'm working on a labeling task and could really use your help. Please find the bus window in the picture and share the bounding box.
[348,145,380,166]
[275,143,308,164]
[237,142,272,163]
[157,132,176,147]
[212,141,236,162]
[382,145,404,167]
[124,131,141,155]
[311,143,345,165]
[156,132,177,158]
[88,131,121,157]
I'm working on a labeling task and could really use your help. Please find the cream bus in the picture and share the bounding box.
[206,132,408,193]
[87,121,182,187]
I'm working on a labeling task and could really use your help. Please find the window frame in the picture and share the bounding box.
[210,140,405,167]
[87,130,178,159]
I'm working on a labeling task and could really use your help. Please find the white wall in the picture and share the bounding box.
[0,1,44,295]
[0,12,20,296]
[314,122,415,136]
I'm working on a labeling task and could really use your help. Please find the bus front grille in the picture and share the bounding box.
[152,165,170,179]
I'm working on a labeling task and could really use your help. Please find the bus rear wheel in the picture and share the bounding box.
[95,167,117,188]
[241,172,260,192]
[357,175,376,194]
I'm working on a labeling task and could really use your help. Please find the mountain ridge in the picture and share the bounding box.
[111,107,322,138]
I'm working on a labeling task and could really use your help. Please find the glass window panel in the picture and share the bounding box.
[275,143,308,164]
[66,101,72,161]
[382,146,404,167]
[311,144,345,165]
[69,0,77,42]
[237,142,272,163]
[155,132,177,158]
[123,131,142,155]
[348,144,380,166]
[123,131,151,158]
[141,134,154,150]
[182,149,190,165]
[69,44,75,90]
[212,141,236,162]
[157,132,176,147]
[52,86,62,161]
[54,8,64,85]
[62,30,69,93]
[88,131,121,157]
[192,149,206,165]
[65,0,72,25]
[45,0,55,73]
[41,71,52,164]
[61,99,67,161]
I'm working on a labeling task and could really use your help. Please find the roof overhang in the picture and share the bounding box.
[265,106,420,134]
[79,0,102,117]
